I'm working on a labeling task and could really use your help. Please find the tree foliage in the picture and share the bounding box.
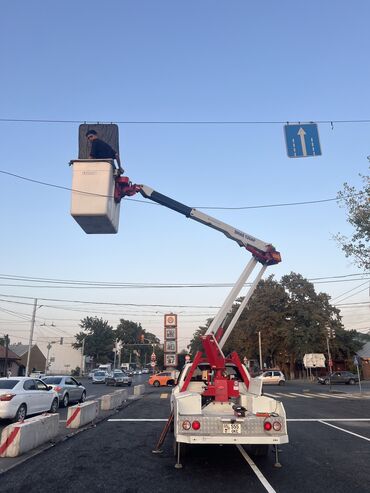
[188,272,364,378]
[335,172,370,270]
[73,316,114,363]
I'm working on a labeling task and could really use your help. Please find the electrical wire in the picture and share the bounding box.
[0,169,348,211]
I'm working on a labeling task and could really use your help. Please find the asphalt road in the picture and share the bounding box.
[1,379,370,493]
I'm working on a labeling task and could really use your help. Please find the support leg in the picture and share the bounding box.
[174,441,183,469]
[273,445,282,468]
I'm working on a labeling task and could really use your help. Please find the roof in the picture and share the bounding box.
[0,345,20,360]
[8,343,33,357]
[357,341,370,358]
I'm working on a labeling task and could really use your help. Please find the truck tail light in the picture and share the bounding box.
[0,393,15,401]
[264,421,272,431]
[182,420,191,430]
[192,420,201,430]
[273,421,282,431]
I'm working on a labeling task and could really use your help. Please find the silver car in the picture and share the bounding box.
[42,376,86,407]
[92,370,108,384]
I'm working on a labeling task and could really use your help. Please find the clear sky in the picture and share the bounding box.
[0,1,369,354]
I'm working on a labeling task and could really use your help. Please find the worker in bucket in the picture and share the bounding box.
[86,130,124,174]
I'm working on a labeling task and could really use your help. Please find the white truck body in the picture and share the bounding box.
[172,363,288,446]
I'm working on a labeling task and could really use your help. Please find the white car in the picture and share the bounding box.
[256,370,286,386]
[0,377,59,422]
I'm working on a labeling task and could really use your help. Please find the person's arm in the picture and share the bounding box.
[115,153,124,173]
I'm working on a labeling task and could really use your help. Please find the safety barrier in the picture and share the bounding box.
[99,391,124,411]
[0,413,59,458]
[66,400,99,429]
[113,388,128,405]
[133,384,145,396]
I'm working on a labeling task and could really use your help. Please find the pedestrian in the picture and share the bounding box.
[86,130,124,174]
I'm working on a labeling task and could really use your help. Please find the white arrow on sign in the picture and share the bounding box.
[297,127,307,156]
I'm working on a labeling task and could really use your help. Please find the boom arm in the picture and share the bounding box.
[115,177,281,351]
[116,180,281,267]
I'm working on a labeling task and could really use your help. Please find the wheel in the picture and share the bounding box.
[167,379,175,386]
[324,379,330,385]
[153,380,160,387]
[250,444,269,457]
[278,380,285,386]
[14,404,27,422]
[79,391,86,403]
[62,393,69,407]
[50,398,59,414]
[348,379,355,385]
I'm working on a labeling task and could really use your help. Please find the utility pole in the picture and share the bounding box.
[26,298,38,376]
[45,342,52,374]
[80,337,86,377]
[4,334,9,377]
[258,331,263,371]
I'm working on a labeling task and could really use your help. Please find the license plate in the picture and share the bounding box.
[223,423,241,434]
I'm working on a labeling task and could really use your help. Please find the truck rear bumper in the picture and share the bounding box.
[176,434,289,445]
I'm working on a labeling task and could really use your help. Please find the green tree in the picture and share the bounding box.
[73,316,115,363]
[335,172,370,270]
[115,319,160,367]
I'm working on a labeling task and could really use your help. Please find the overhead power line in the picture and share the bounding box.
[0,169,345,210]
[1,117,370,125]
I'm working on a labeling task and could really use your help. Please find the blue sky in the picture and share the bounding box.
[0,1,368,353]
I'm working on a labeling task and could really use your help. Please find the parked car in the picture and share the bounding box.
[0,377,59,422]
[88,369,100,380]
[92,370,108,384]
[42,376,86,407]
[256,370,286,386]
[105,370,132,387]
[148,371,177,387]
[317,371,359,385]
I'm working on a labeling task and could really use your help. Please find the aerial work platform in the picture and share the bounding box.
[70,160,120,234]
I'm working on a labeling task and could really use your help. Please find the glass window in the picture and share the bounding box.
[65,379,76,386]
[23,379,37,391]
[35,379,48,390]
[43,377,62,385]
[0,380,18,389]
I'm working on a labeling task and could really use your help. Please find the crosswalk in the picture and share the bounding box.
[263,391,370,400]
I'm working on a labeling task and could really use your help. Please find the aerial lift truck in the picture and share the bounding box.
[70,161,289,468]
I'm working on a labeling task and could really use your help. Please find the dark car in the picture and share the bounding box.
[105,370,132,387]
[318,371,359,385]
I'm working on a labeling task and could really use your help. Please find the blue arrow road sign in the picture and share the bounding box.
[284,123,322,158]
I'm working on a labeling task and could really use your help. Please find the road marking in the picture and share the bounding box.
[318,420,370,442]
[303,393,330,399]
[290,392,313,398]
[236,445,276,493]
[160,394,168,399]
[274,393,297,398]
[108,419,167,422]
[287,418,370,422]
[319,393,346,399]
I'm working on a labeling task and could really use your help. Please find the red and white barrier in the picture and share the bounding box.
[66,400,99,429]
[0,413,59,458]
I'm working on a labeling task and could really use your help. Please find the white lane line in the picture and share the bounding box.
[160,394,168,399]
[319,393,346,399]
[263,392,276,397]
[290,392,313,399]
[274,393,297,398]
[236,445,276,493]
[108,419,167,422]
[287,418,370,422]
[318,420,370,442]
[303,393,330,399]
